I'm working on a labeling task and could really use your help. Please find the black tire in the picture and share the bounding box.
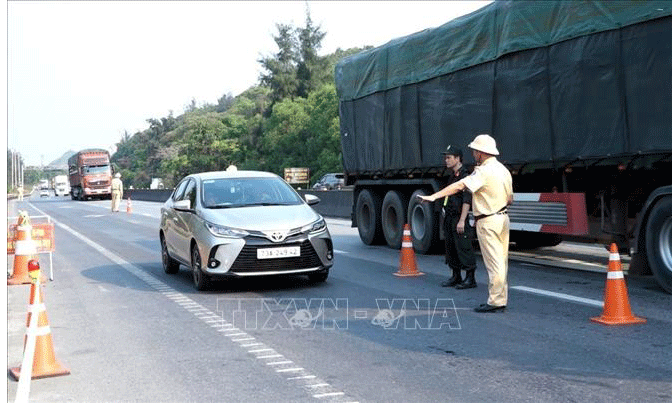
[161,234,180,274]
[382,191,408,249]
[645,196,672,294]
[407,189,439,254]
[308,270,329,283]
[191,243,209,291]
[355,189,384,245]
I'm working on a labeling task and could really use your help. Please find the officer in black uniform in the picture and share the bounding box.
[441,145,477,289]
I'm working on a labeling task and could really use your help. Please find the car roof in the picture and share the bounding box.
[189,170,280,181]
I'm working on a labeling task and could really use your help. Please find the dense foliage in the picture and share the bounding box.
[112,12,368,188]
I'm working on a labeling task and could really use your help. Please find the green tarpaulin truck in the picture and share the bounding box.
[335,0,672,292]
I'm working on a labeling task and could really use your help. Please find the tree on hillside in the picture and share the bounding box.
[216,93,235,113]
[258,9,328,104]
[296,10,327,98]
[259,23,299,104]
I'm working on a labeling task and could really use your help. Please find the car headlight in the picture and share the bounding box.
[205,222,249,238]
[302,218,326,234]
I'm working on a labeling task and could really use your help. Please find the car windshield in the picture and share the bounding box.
[201,177,303,208]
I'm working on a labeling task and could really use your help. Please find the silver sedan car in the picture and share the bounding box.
[160,170,333,290]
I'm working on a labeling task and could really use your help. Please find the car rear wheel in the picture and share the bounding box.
[191,244,209,291]
[161,234,180,274]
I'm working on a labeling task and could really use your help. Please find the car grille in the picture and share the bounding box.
[229,240,322,273]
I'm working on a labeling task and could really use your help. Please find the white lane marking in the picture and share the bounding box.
[249,348,274,353]
[98,285,109,293]
[334,249,349,254]
[277,368,304,373]
[511,286,603,307]
[232,337,256,342]
[27,202,355,402]
[83,214,105,218]
[314,392,346,398]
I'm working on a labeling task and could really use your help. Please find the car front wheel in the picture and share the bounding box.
[191,244,209,291]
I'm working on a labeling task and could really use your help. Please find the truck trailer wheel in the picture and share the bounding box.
[645,196,672,293]
[356,189,384,245]
[407,190,439,254]
[382,191,408,249]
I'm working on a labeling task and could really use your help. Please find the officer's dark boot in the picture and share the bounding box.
[441,267,462,287]
[455,269,476,289]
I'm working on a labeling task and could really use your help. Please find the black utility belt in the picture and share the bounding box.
[474,207,507,223]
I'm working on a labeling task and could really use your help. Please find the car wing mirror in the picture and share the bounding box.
[174,199,192,211]
[304,194,320,206]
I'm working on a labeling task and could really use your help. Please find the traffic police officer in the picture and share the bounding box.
[419,134,513,312]
[111,173,123,212]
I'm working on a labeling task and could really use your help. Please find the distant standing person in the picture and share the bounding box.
[419,134,513,313]
[439,145,477,289]
[111,173,123,212]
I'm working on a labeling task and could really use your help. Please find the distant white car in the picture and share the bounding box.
[40,189,49,197]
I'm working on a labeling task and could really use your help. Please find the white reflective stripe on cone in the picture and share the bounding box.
[403,229,411,236]
[14,240,37,255]
[609,253,620,261]
[402,241,413,248]
[26,326,51,337]
[28,303,46,314]
[607,271,624,279]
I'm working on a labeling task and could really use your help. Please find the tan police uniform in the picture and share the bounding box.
[462,156,513,307]
[111,174,123,212]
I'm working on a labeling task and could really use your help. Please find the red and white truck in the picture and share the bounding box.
[68,149,113,200]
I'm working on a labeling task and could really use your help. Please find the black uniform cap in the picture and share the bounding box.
[442,145,463,158]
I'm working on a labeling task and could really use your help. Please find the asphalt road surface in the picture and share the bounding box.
[7,194,672,402]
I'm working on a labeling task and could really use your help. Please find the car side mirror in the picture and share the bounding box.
[304,194,320,206]
[174,199,192,211]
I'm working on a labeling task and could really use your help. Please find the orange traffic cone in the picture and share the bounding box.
[126,196,133,214]
[9,260,70,380]
[591,244,646,326]
[8,212,45,285]
[394,224,424,277]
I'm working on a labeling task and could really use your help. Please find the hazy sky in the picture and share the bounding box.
[7,1,490,167]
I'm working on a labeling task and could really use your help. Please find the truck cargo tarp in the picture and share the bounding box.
[335,1,671,101]
[336,1,672,172]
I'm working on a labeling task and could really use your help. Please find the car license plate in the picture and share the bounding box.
[257,246,300,259]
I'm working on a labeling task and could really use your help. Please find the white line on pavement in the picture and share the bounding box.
[511,286,603,307]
